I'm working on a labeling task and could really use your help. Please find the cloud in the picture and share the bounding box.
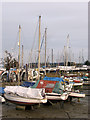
[2,2,88,63]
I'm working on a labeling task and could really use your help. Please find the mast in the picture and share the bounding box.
[82,48,84,64]
[52,49,53,67]
[22,45,23,68]
[45,28,47,76]
[66,34,69,71]
[38,16,41,80]
[18,25,21,85]
[19,25,21,70]
[29,49,32,69]
[69,47,71,66]
[29,52,30,69]
[64,46,66,74]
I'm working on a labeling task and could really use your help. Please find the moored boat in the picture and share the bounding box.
[32,77,69,102]
[4,86,47,106]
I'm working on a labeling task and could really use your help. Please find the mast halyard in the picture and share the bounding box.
[45,28,47,76]
[38,16,41,80]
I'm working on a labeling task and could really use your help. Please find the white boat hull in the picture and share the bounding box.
[70,82,83,86]
[68,92,85,98]
[4,94,47,106]
[46,92,68,101]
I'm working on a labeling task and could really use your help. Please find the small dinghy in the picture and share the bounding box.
[4,86,47,106]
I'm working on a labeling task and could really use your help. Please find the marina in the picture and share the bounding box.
[0,1,89,119]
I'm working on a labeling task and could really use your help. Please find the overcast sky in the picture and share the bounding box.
[2,2,88,64]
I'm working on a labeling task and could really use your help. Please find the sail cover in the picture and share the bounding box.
[43,77,64,83]
[4,86,45,99]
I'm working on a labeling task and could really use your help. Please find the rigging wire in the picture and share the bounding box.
[28,19,39,66]
[36,32,45,63]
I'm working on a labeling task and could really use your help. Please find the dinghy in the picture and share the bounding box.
[4,86,47,106]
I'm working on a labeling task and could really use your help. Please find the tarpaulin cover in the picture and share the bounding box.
[21,81,35,87]
[33,80,64,94]
[0,87,5,94]
[43,77,64,83]
[52,82,64,94]
[82,76,88,79]
[4,86,45,99]
[36,80,58,93]
[31,80,40,88]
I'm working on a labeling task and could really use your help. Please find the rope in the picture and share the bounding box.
[36,33,45,63]
[28,19,39,65]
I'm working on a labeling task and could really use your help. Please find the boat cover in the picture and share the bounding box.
[21,81,35,87]
[4,86,45,99]
[32,79,64,94]
[0,87,5,94]
[52,82,64,94]
[43,77,64,82]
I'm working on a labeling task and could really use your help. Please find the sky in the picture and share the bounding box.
[1,1,88,64]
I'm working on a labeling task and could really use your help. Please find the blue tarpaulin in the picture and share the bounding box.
[0,87,5,94]
[43,76,64,82]
[21,81,35,87]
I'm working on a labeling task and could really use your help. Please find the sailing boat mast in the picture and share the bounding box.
[66,34,69,71]
[45,28,47,76]
[64,46,66,75]
[19,25,21,70]
[18,25,21,85]
[38,16,41,80]
[22,45,23,68]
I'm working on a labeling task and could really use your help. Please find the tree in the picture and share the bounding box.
[2,50,19,70]
[84,60,90,66]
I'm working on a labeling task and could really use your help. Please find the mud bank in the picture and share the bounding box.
[0,95,89,119]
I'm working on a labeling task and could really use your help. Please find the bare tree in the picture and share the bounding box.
[1,50,19,70]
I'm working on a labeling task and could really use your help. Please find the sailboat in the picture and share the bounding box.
[4,16,47,106]
[4,86,47,105]
[38,33,85,102]
[30,28,69,103]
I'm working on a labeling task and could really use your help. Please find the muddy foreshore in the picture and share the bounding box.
[0,90,89,119]
[0,73,89,119]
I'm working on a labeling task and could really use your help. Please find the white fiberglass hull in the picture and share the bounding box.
[4,93,47,106]
[68,92,85,98]
[46,92,68,101]
[70,82,83,86]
